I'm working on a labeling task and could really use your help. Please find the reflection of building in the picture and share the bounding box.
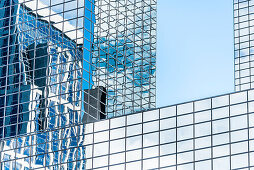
[92,0,157,118]
[0,0,85,169]
[0,0,157,169]
[82,1,254,170]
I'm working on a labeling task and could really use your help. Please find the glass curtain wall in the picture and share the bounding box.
[0,0,157,169]
[0,0,86,169]
[234,0,254,91]
[92,0,157,118]
[84,89,254,170]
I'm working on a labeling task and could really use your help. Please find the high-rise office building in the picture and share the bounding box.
[0,0,85,169]
[234,0,254,91]
[0,0,156,169]
[82,1,254,170]
[84,89,254,170]
[3,0,253,170]
[91,0,156,118]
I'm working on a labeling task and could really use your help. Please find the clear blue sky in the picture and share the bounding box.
[156,0,235,107]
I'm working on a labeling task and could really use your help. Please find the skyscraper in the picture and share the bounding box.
[234,0,254,91]
[0,0,156,169]
[91,0,156,118]
[82,0,254,170]
[84,89,254,170]
[0,0,85,168]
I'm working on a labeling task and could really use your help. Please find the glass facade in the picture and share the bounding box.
[84,89,254,170]
[0,0,85,169]
[92,0,157,118]
[234,0,254,91]
[0,0,156,169]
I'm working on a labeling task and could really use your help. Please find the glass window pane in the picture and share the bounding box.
[213,157,230,170]
[94,131,109,143]
[94,142,109,157]
[195,99,211,111]
[143,146,159,159]
[195,136,211,149]
[177,151,193,164]
[109,152,125,165]
[160,143,176,156]
[177,102,193,115]
[177,114,193,126]
[126,161,141,170]
[213,145,230,157]
[127,113,142,125]
[93,156,108,168]
[143,120,159,133]
[143,158,158,170]
[230,115,247,130]
[195,122,211,137]
[160,117,176,130]
[212,95,229,108]
[177,125,193,140]
[110,139,125,153]
[231,129,248,142]
[230,103,247,116]
[195,148,211,161]
[94,120,109,132]
[143,132,159,147]
[127,124,142,136]
[143,110,159,122]
[177,140,193,152]
[126,136,142,150]
[160,106,176,118]
[231,141,248,154]
[109,164,125,170]
[160,155,176,168]
[231,153,248,169]
[212,118,229,134]
[195,110,211,123]
[126,149,142,162]
[110,128,125,140]
[110,116,125,129]
[213,133,229,146]
[195,160,211,170]
[212,107,229,120]
[160,129,176,144]
[230,91,247,104]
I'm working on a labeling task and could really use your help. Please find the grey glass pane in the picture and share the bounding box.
[213,157,230,170]
[143,110,159,122]
[126,161,141,170]
[177,125,193,140]
[126,149,142,162]
[160,117,176,130]
[195,148,211,161]
[126,136,142,150]
[143,146,159,159]
[160,106,176,118]
[212,118,229,134]
[143,132,159,147]
[143,158,159,170]
[160,155,176,168]
[143,120,159,133]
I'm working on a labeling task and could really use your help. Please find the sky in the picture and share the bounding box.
[156,0,235,107]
